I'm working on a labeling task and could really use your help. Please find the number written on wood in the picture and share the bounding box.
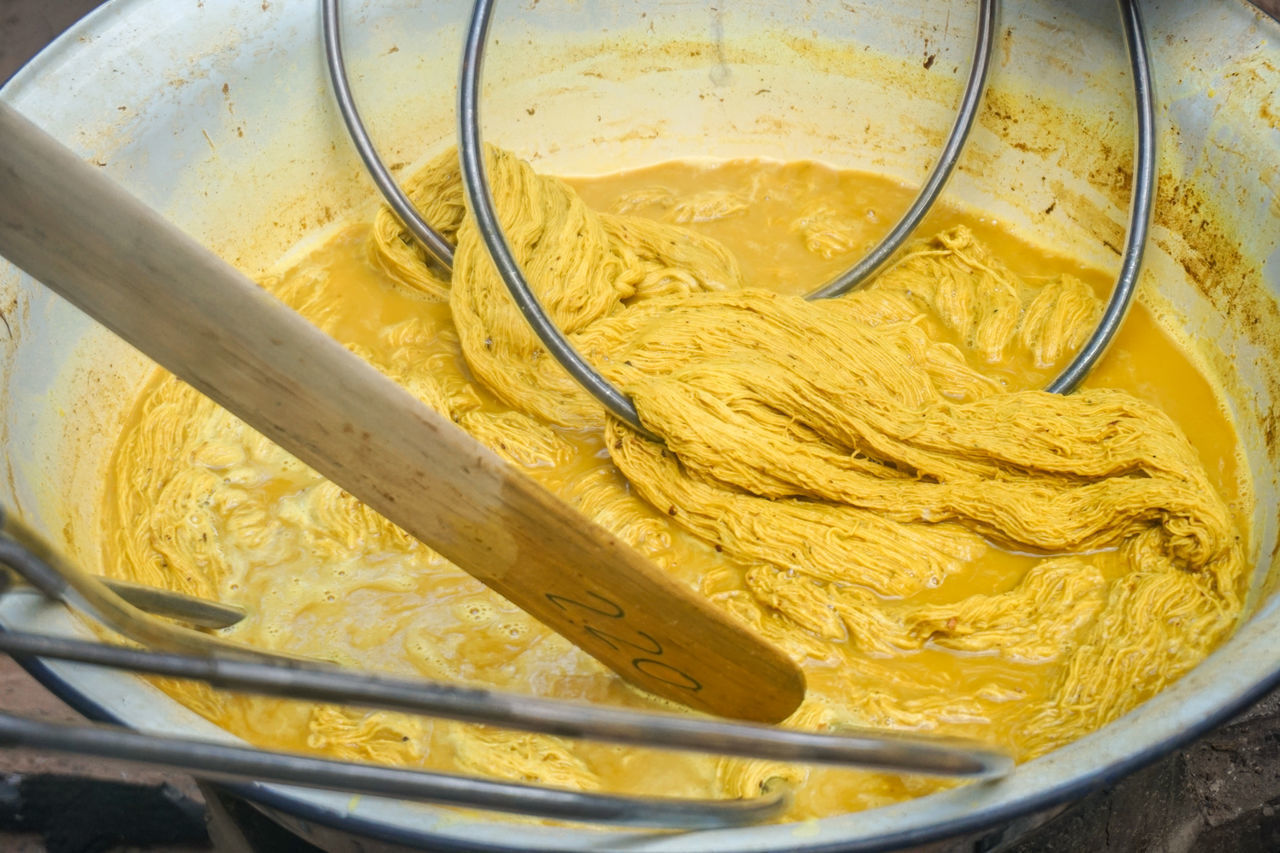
[545,590,703,692]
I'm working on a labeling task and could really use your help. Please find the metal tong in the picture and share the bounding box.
[325,0,1154,437]
[0,507,1012,829]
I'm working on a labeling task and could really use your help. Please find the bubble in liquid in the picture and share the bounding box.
[499,622,529,640]
[405,630,455,679]
[455,599,495,624]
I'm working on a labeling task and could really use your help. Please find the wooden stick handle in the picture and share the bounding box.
[0,101,804,722]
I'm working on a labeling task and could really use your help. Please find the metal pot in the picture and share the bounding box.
[1,0,1277,850]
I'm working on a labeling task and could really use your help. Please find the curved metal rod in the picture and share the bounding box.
[0,629,1013,780]
[0,514,1012,778]
[458,0,659,438]
[321,0,455,271]
[457,0,1003,429]
[0,567,244,630]
[0,711,786,828]
[1046,0,1155,394]
[0,510,282,666]
[807,0,998,299]
[386,0,1135,429]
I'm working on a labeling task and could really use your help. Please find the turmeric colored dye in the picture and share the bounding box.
[100,150,1249,820]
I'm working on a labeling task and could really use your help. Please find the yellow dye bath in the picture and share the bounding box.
[101,155,1248,820]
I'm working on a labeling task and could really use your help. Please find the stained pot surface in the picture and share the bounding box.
[0,1,1278,850]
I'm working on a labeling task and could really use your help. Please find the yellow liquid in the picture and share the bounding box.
[100,158,1248,819]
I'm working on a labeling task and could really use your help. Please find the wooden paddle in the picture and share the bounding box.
[0,101,805,723]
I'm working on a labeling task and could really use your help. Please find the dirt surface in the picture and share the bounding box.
[0,0,101,85]
[0,655,201,796]
[0,655,208,852]
[1001,687,1280,853]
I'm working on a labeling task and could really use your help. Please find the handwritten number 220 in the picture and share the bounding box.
[545,591,702,692]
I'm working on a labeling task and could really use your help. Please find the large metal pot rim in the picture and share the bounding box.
[2,1,1278,850]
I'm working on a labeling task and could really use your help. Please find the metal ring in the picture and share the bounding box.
[809,0,1153,396]
[458,0,1001,432]
[322,0,455,271]
[1045,0,1154,394]
[386,0,1145,429]
[458,0,659,437]
[806,0,998,299]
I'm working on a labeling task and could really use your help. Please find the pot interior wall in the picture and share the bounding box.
[0,0,1277,850]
